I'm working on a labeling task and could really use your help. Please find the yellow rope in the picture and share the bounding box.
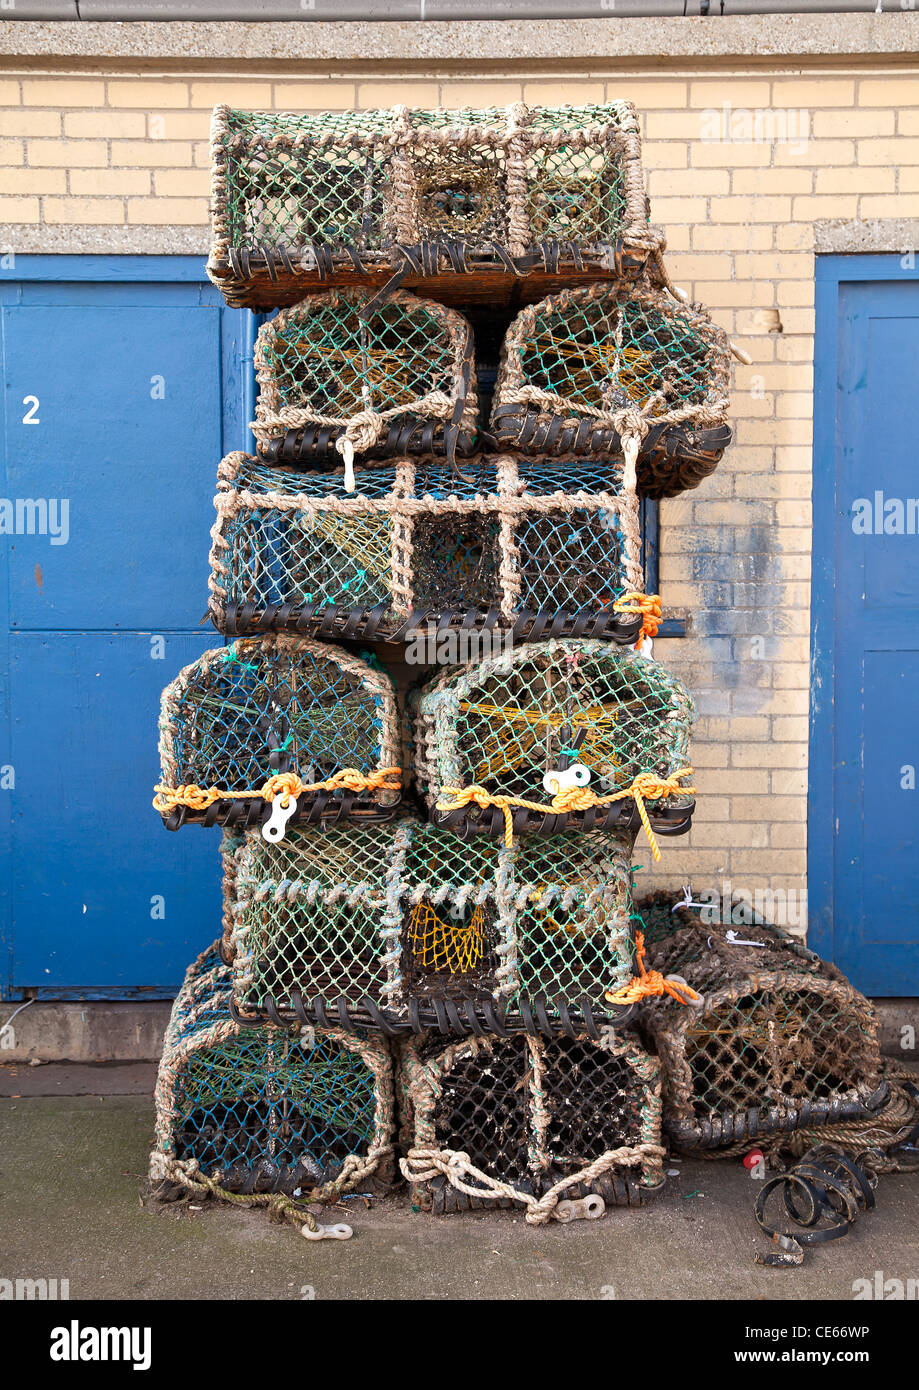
[604,930,701,1008]
[436,766,695,859]
[612,592,662,645]
[153,766,402,814]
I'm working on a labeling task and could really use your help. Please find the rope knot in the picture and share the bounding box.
[605,930,702,1009]
[549,784,596,815]
[613,591,662,644]
[262,771,303,805]
[340,408,386,454]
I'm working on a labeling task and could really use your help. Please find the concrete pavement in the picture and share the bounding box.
[1,1066,917,1301]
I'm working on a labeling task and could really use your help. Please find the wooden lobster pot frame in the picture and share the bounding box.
[155,635,401,830]
[639,923,885,1153]
[416,638,695,840]
[207,102,657,312]
[252,289,478,468]
[208,452,645,646]
[225,814,638,1036]
[149,945,395,1200]
[490,279,733,498]
[398,1031,664,1218]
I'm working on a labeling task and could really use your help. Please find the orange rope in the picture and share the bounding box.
[605,930,701,1008]
[435,767,695,859]
[612,592,662,648]
[153,766,402,814]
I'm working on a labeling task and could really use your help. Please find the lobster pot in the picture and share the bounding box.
[491,280,733,498]
[416,638,695,839]
[639,923,885,1153]
[155,635,401,830]
[399,1031,664,1217]
[226,814,637,1035]
[209,452,644,645]
[208,102,654,311]
[252,290,478,468]
[149,946,395,1199]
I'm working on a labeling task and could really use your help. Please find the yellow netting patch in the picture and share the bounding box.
[407,901,488,975]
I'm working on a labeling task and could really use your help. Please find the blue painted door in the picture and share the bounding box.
[0,259,254,996]
[810,256,919,994]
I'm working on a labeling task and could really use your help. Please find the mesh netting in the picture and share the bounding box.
[154,635,401,830]
[149,945,395,1199]
[208,452,645,645]
[639,922,884,1152]
[252,289,478,467]
[399,1030,664,1218]
[226,813,637,1033]
[491,280,733,498]
[208,103,654,309]
[416,638,695,840]
[632,887,705,947]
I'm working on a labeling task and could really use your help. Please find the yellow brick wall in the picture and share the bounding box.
[1,64,914,916]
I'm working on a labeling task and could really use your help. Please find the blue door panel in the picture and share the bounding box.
[810,258,919,994]
[9,632,218,989]
[3,302,222,631]
[0,259,254,996]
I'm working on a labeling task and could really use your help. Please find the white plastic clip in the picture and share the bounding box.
[622,433,640,495]
[725,929,768,948]
[542,763,591,797]
[262,795,298,844]
[339,438,356,494]
[300,1221,353,1241]
[555,1194,605,1223]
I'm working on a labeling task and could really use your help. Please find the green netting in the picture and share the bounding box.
[639,923,884,1151]
[631,887,705,947]
[155,635,401,829]
[150,946,394,1197]
[209,453,643,637]
[209,101,648,266]
[491,280,733,487]
[227,813,636,1027]
[252,289,477,465]
[416,638,695,834]
[399,1030,663,1216]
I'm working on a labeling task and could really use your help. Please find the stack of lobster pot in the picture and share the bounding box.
[149,99,743,1230]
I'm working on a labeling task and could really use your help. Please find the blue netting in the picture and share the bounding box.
[155,952,392,1195]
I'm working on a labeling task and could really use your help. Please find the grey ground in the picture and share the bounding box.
[1,1063,917,1301]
